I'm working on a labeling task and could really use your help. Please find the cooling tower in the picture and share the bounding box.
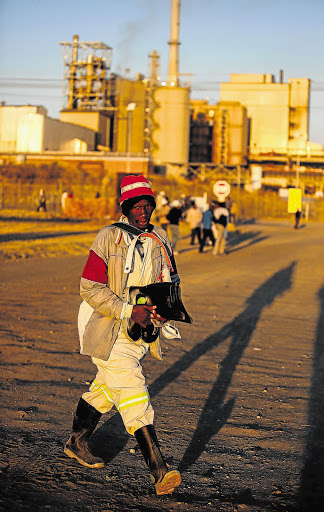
[151,0,190,169]
[152,85,190,166]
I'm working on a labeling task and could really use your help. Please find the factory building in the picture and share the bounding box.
[150,0,190,175]
[152,85,190,172]
[58,0,190,176]
[189,100,248,167]
[189,100,213,163]
[0,105,95,153]
[220,73,314,157]
[0,0,323,193]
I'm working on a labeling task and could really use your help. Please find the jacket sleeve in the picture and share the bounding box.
[80,230,125,319]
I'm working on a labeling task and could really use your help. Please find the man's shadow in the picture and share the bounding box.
[226,231,269,253]
[178,262,295,470]
[94,263,296,468]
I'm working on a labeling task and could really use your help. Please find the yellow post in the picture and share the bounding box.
[288,188,302,213]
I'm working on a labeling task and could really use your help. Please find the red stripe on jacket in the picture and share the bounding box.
[82,250,107,284]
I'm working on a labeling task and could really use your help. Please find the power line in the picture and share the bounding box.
[1,77,324,90]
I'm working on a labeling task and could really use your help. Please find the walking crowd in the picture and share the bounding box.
[154,191,235,256]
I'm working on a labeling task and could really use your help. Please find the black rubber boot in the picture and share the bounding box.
[135,425,181,495]
[64,398,104,469]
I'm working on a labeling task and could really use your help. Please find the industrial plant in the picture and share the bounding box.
[1,0,324,203]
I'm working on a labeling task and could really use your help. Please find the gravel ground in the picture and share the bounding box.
[0,219,323,511]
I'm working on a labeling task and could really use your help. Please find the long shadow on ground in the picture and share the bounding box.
[0,231,98,242]
[298,284,324,510]
[95,263,296,471]
[179,230,268,255]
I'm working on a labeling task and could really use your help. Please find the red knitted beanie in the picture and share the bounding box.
[119,175,155,204]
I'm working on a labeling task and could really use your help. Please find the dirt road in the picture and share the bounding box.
[0,220,323,511]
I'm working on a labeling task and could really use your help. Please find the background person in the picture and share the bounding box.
[199,203,216,253]
[36,189,46,212]
[294,208,301,229]
[166,200,183,255]
[156,197,170,232]
[186,200,203,245]
[213,202,229,255]
[155,190,167,211]
[229,201,237,224]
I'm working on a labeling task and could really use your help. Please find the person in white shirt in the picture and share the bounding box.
[186,201,203,245]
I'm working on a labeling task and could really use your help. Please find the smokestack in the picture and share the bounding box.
[279,69,284,84]
[167,0,181,86]
[72,34,79,64]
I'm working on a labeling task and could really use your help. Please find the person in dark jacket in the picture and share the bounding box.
[166,200,183,255]
[199,203,216,253]
[294,209,301,229]
[36,189,46,212]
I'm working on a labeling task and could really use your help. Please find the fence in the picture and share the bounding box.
[1,175,323,222]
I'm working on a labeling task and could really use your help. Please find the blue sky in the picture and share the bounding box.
[1,0,324,144]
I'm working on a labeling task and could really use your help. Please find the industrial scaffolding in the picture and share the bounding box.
[60,34,113,110]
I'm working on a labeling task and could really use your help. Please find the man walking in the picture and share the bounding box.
[213,202,229,255]
[166,200,183,255]
[64,175,184,495]
[186,200,203,245]
[199,203,216,253]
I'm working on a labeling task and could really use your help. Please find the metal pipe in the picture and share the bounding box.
[68,35,79,109]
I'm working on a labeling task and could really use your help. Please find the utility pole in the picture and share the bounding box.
[237,165,241,222]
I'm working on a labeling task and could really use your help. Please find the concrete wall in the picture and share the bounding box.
[59,110,111,149]
[43,116,95,152]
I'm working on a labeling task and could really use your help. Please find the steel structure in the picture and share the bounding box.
[144,50,161,156]
[60,34,112,110]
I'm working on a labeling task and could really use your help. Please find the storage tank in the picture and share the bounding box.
[151,85,190,166]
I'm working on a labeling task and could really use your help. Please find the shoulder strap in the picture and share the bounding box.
[111,221,173,270]
[111,222,144,237]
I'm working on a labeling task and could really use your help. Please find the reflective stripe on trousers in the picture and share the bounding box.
[82,335,154,435]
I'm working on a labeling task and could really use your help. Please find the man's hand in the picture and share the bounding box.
[131,305,166,327]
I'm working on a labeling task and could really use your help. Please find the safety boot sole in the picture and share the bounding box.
[64,446,104,469]
[155,470,181,495]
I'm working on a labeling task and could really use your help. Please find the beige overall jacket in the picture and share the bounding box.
[80,223,179,362]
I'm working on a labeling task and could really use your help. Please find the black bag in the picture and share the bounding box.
[127,282,192,343]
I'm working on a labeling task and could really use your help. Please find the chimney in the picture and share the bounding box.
[279,69,284,84]
[72,34,79,64]
[167,0,181,86]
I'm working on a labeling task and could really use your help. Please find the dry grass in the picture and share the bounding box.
[0,208,191,261]
[0,209,108,261]
[0,233,99,260]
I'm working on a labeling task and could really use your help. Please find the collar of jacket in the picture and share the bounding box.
[113,217,173,274]
[113,215,153,246]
